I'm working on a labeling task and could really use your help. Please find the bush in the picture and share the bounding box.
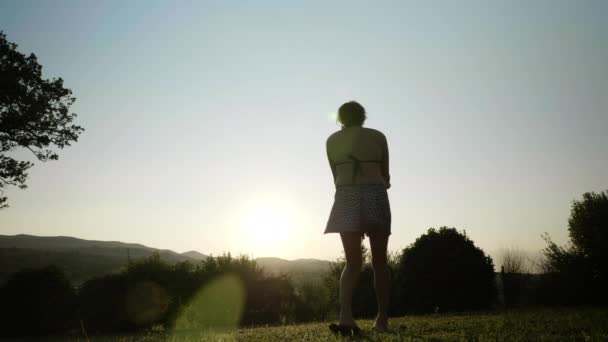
[78,273,132,333]
[79,252,185,333]
[5,249,399,336]
[78,252,305,333]
[393,227,495,314]
[199,253,299,326]
[243,274,298,325]
[537,235,597,305]
[0,266,77,336]
[293,281,331,322]
[568,191,608,297]
[539,191,608,305]
[499,248,536,307]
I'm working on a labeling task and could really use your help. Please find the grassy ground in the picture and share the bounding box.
[11,307,608,341]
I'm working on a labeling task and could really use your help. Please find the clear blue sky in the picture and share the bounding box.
[1,0,607,262]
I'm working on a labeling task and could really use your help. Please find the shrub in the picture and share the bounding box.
[568,191,608,295]
[78,273,132,333]
[499,248,535,307]
[243,274,298,325]
[293,281,331,322]
[199,253,299,326]
[0,266,77,336]
[539,191,608,305]
[537,235,597,305]
[393,227,495,314]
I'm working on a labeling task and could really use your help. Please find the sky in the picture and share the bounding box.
[0,0,607,263]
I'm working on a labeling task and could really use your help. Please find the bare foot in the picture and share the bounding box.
[372,324,388,333]
[372,316,389,332]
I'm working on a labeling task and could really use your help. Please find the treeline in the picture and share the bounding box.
[1,253,305,336]
[1,190,606,337]
[501,191,608,307]
[0,227,498,337]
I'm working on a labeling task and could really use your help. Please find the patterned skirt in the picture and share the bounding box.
[324,184,391,237]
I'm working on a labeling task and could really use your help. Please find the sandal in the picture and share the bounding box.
[329,323,363,337]
[371,324,389,333]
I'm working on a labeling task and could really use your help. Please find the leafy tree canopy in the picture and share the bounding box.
[568,191,608,280]
[0,31,83,208]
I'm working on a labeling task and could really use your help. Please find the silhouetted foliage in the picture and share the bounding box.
[568,191,608,288]
[500,271,543,308]
[538,234,598,305]
[292,281,332,322]
[0,31,84,208]
[245,274,297,325]
[79,254,199,333]
[500,248,531,274]
[198,253,300,325]
[539,191,608,305]
[0,266,77,336]
[77,252,303,334]
[393,227,495,314]
[79,273,132,332]
[499,248,537,308]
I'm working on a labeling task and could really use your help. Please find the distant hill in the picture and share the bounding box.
[256,257,332,274]
[0,234,201,285]
[181,250,208,260]
[0,234,331,286]
[0,234,198,262]
[256,257,332,285]
[0,234,150,250]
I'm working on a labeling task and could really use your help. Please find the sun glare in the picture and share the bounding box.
[242,204,293,256]
[327,111,338,122]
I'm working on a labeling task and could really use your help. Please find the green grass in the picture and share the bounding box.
[24,307,608,341]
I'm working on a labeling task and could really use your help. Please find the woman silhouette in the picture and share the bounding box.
[325,101,391,335]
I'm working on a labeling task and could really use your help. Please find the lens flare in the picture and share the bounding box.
[172,274,245,338]
[327,111,338,123]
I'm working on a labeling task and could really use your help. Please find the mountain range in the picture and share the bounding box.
[0,234,332,285]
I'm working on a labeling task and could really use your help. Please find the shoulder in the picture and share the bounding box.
[326,130,342,146]
[363,127,387,141]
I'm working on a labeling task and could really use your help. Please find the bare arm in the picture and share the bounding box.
[326,139,337,183]
[381,134,391,189]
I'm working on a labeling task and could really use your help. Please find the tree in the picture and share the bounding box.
[293,281,331,322]
[539,234,595,305]
[0,266,78,336]
[500,247,531,274]
[393,227,495,314]
[499,248,540,307]
[0,31,84,208]
[568,191,608,283]
[79,273,132,333]
[539,191,608,305]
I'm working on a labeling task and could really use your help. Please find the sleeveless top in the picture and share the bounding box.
[331,155,383,186]
[326,126,390,188]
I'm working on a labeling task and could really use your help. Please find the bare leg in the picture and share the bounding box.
[338,232,363,327]
[369,231,390,332]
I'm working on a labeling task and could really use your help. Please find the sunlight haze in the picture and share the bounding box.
[0,0,607,262]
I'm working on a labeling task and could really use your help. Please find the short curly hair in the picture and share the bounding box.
[338,101,366,127]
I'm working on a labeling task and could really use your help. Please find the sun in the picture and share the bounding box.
[242,204,292,256]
